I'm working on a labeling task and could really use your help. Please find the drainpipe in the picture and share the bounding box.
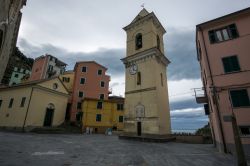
[231,111,247,166]
[22,87,34,132]
[199,27,227,153]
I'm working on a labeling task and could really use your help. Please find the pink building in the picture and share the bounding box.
[69,61,110,122]
[196,7,250,158]
[30,54,67,81]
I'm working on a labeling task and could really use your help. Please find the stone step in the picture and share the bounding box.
[119,134,176,143]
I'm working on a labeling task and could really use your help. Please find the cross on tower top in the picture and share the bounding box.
[141,3,145,8]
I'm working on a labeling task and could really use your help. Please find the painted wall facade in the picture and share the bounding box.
[9,67,31,85]
[30,54,66,81]
[196,8,250,156]
[70,61,110,122]
[60,71,75,93]
[82,97,124,133]
[0,77,68,129]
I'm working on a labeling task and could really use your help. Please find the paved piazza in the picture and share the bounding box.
[0,132,240,166]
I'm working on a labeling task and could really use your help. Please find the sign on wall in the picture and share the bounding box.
[135,104,145,121]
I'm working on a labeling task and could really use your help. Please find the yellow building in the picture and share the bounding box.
[82,96,124,133]
[59,70,75,121]
[0,77,69,131]
[59,70,75,93]
[121,9,171,136]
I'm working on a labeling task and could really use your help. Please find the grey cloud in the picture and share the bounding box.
[18,38,125,77]
[169,98,208,130]
[18,28,200,80]
[165,28,200,80]
[170,98,203,111]
[110,82,120,88]
[170,107,206,119]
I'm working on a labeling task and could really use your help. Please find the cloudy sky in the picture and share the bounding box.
[17,0,250,132]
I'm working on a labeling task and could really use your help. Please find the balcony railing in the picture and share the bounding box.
[194,88,208,104]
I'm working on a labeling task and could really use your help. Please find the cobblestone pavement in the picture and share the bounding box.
[0,132,242,166]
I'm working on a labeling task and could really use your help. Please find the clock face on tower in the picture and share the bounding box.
[129,64,137,75]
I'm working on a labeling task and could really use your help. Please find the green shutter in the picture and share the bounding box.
[222,56,240,73]
[208,30,216,44]
[231,56,240,71]
[230,90,250,107]
[228,24,239,39]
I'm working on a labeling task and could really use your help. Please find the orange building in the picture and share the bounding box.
[195,7,250,158]
[70,61,110,122]
[30,54,67,81]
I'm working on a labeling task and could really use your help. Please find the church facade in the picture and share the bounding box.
[121,9,171,136]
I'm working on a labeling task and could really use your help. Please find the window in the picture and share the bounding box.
[0,30,3,50]
[137,72,141,85]
[14,74,18,78]
[97,101,103,109]
[80,78,86,84]
[79,91,84,98]
[196,41,202,60]
[222,56,240,73]
[20,97,26,107]
[53,83,58,89]
[119,116,124,123]
[99,94,104,100]
[9,98,14,108]
[82,66,87,72]
[160,73,163,86]
[48,65,53,72]
[77,102,82,109]
[96,114,102,122]
[0,100,2,109]
[76,112,83,122]
[98,69,102,75]
[62,77,70,82]
[230,89,250,107]
[135,33,142,49]
[157,35,160,50]
[100,81,105,87]
[49,56,54,61]
[240,126,250,136]
[208,24,239,44]
[117,103,124,111]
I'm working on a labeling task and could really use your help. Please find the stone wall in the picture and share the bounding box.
[0,0,26,83]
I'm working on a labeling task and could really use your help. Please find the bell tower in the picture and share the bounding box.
[121,8,171,136]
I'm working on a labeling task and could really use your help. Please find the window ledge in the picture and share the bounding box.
[224,70,242,75]
[233,106,250,109]
[211,37,238,44]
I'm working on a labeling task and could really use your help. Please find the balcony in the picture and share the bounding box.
[194,88,208,104]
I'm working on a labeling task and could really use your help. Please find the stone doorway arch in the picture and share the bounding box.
[43,103,55,127]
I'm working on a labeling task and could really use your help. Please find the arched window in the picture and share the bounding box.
[135,33,142,50]
[0,30,4,51]
[47,103,55,110]
[157,35,160,50]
